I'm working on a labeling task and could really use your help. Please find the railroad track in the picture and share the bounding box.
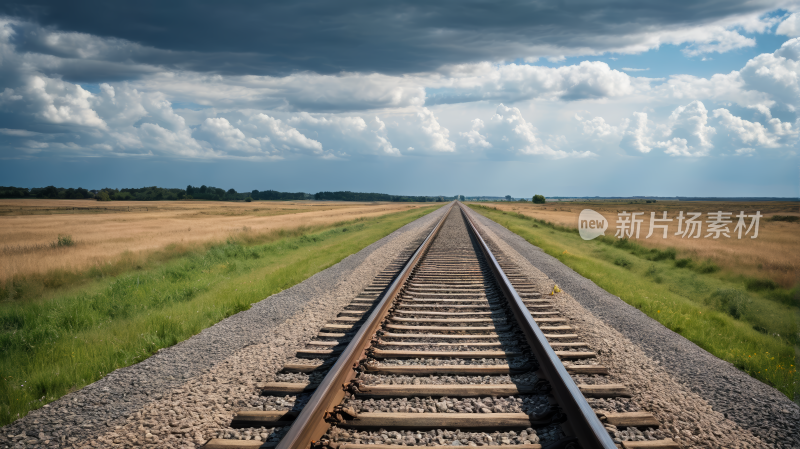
[204,203,679,449]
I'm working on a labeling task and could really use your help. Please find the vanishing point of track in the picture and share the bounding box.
[204,203,679,449]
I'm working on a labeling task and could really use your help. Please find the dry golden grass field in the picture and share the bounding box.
[0,199,426,287]
[488,201,799,288]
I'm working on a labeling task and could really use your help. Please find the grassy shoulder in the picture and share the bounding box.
[0,206,436,425]
[469,204,799,403]
[1,200,426,301]
[2,213,356,303]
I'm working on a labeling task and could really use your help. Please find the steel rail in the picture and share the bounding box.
[275,202,455,449]
[459,202,617,449]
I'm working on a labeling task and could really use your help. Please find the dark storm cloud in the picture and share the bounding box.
[0,0,788,77]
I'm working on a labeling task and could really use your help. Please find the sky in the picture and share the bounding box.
[0,1,799,197]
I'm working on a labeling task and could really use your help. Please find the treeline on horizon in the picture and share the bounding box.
[0,185,456,203]
[313,191,451,202]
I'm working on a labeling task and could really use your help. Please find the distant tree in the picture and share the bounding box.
[96,191,111,201]
[67,188,84,199]
[245,197,253,202]
[532,194,546,204]
[0,186,29,198]
[227,188,237,195]
[199,185,208,194]
[186,185,195,195]
[38,185,60,199]
[505,195,512,201]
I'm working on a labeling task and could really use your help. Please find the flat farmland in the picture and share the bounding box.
[470,203,798,401]
[0,199,425,295]
[0,201,437,424]
[487,201,799,288]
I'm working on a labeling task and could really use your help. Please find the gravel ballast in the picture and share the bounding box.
[0,205,449,449]
[469,208,799,448]
[327,425,564,446]
[6,204,796,448]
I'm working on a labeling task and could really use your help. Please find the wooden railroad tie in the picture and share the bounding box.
[256,380,629,399]
[555,351,596,359]
[320,441,541,448]
[385,324,510,332]
[226,410,658,430]
[390,316,565,323]
[368,348,593,359]
[564,365,609,375]
[369,349,523,359]
[380,332,500,339]
[321,324,357,331]
[401,297,497,302]
[390,317,500,323]
[378,341,505,347]
[256,382,318,395]
[296,348,342,357]
[538,325,573,331]
[577,384,632,398]
[602,412,661,428]
[392,310,500,316]
[226,412,554,431]
[338,310,368,316]
[362,363,604,375]
[231,410,298,427]
[363,364,526,375]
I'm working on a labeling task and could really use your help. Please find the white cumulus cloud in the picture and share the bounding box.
[416,107,456,152]
[713,108,783,148]
[662,100,716,155]
[460,118,492,148]
[195,117,262,155]
[576,114,618,138]
[432,61,637,104]
[466,104,594,159]
[250,113,324,155]
[739,38,800,109]
[25,75,107,129]
[620,112,653,154]
[776,13,800,37]
[288,112,401,156]
[620,101,715,157]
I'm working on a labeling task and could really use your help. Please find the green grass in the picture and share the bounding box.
[0,206,436,425]
[469,204,799,403]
